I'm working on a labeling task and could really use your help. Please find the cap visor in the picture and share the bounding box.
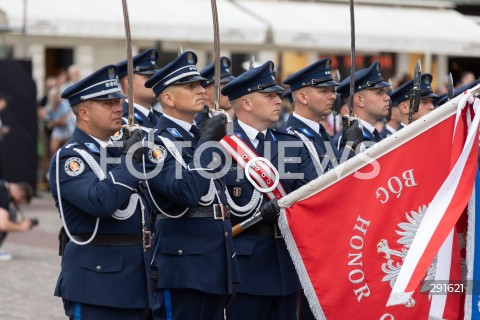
[423,92,439,99]
[258,84,285,93]
[135,69,158,76]
[220,75,235,84]
[176,75,208,85]
[312,80,340,87]
[367,81,390,89]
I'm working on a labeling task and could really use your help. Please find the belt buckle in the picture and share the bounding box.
[143,230,152,249]
[213,204,225,221]
[274,225,283,239]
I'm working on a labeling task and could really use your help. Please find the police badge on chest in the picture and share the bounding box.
[233,187,241,197]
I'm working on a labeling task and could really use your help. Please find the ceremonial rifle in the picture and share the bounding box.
[408,60,421,124]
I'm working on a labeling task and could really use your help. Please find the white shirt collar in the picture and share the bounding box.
[87,133,111,148]
[162,113,196,136]
[386,123,397,133]
[292,112,319,133]
[237,119,267,148]
[359,118,375,134]
[125,99,151,118]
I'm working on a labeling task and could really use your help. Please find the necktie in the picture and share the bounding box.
[319,125,330,142]
[190,125,200,147]
[148,112,157,126]
[256,132,265,156]
[373,129,381,142]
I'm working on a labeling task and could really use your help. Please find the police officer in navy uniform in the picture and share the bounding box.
[199,56,236,121]
[333,61,391,150]
[390,73,439,129]
[117,48,160,128]
[282,58,340,176]
[221,61,317,320]
[281,58,340,319]
[49,65,152,319]
[142,51,239,320]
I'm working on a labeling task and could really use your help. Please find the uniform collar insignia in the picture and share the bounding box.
[134,113,143,121]
[167,128,183,138]
[85,142,100,153]
[286,126,295,135]
[268,130,277,142]
[234,132,243,139]
[299,127,314,138]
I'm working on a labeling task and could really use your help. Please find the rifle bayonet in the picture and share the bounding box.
[408,59,421,124]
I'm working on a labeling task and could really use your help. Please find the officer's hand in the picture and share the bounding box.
[341,117,363,150]
[18,219,32,231]
[199,113,226,141]
[122,129,144,163]
[260,199,280,225]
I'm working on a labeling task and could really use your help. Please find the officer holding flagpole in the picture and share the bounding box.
[220,61,317,320]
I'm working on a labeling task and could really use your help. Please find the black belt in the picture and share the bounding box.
[156,204,230,220]
[71,234,144,246]
[244,224,283,238]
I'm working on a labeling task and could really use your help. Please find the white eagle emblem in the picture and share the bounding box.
[377,205,437,308]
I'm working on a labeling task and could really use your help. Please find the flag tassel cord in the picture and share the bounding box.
[278,212,327,320]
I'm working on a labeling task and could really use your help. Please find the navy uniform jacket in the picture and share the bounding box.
[282,115,339,174]
[49,128,151,309]
[225,121,317,296]
[332,124,382,155]
[121,101,158,128]
[142,115,239,295]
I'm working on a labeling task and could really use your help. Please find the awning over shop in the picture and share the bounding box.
[237,0,480,56]
[1,0,480,57]
[0,0,268,44]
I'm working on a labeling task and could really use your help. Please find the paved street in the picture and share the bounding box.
[0,191,65,320]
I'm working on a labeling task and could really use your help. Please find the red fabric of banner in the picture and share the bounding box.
[285,115,462,319]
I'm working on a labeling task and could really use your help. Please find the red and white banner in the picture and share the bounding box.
[277,87,480,319]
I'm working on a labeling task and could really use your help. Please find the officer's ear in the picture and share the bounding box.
[240,96,253,112]
[160,90,175,109]
[398,101,409,115]
[295,89,308,105]
[354,92,365,108]
[76,101,91,121]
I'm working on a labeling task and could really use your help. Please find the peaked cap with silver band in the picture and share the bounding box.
[336,61,390,99]
[390,73,438,106]
[283,58,339,91]
[116,48,159,79]
[145,51,206,97]
[221,61,284,100]
[200,56,235,87]
[61,64,125,107]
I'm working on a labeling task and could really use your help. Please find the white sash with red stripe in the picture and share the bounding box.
[220,134,287,206]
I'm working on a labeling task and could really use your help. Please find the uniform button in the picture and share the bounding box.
[96,265,102,271]
[236,179,240,183]
[225,232,229,237]
[177,249,183,255]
